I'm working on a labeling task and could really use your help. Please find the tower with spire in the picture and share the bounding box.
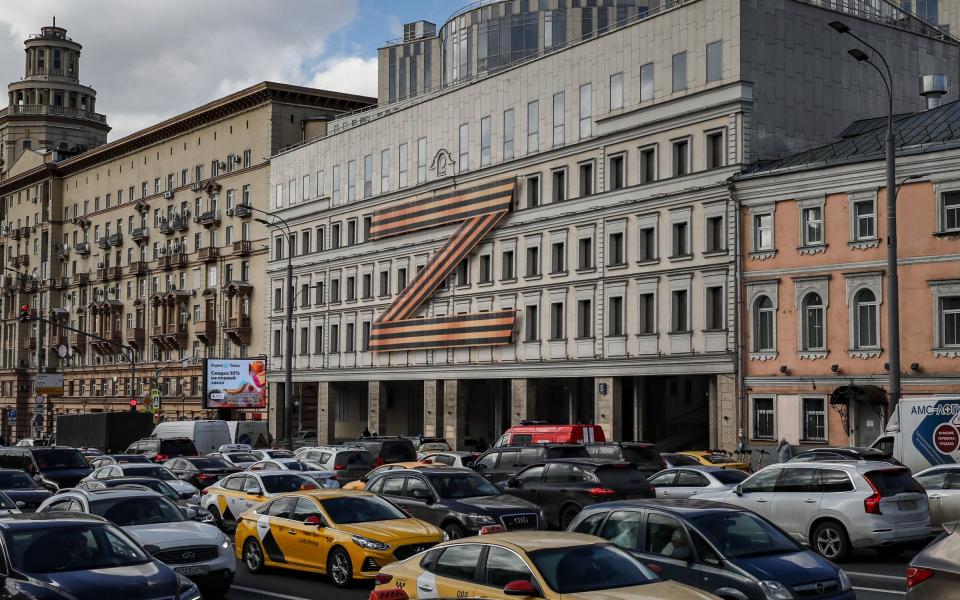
[0,20,110,175]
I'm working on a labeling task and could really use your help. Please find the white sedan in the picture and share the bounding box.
[247,459,338,488]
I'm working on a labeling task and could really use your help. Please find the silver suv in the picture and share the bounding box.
[696,461,929,561]
[294,446,374,485]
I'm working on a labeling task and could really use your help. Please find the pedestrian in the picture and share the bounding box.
[777,438,793,462]
[361,427,371,438]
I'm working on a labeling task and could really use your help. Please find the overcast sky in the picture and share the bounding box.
[0,0,453,139]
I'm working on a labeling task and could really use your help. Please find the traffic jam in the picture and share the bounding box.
[0,398,958,600]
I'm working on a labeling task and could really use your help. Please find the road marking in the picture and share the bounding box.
[230,585,312,600]
[847,572,907,582]
[853,587,906,596]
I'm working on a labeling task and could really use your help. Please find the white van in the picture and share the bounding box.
[224,421,270,448]
[872,396,960,473]
[152,420,232,454]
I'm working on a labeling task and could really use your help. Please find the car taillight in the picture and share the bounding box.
[374,573,393,585]
[588,487,618,498]
[333,464,347,470]
[198,473,214,480]
[154,454,168,462]
[864,475,883,515]
[201,488,209,495]
[375,457,385,467]
[907,567,934,588]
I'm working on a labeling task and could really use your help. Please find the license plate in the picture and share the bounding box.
[898,501,917,511]
[174,565,210,576]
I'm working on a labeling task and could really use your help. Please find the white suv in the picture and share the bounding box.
[696,461,929,561]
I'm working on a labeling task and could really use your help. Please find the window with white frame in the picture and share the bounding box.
[527,101,539,154]
[347,160,356,202]
[640,62,654,101]
[753,210,774,252]
[503,109,515,160]
[552,92,565,147]
[853,288,879,349]
[672,52,687,92]
[458,123,469,173]
[610,72,623,110]
[941,295,960,347]
[802,397,827,441]
[754,296,776,351]
[579,83,592,138]
[480,116,491,166]
[940,191,960,233]
[852,197,876,241]
[380,150,390,192]
[801,292,825,351]
[752,397,775,440]
[398,143,408,187]
[800,199,824,247]
[417,138,427,183]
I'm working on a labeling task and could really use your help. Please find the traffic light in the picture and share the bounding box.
[17,305,31,323]
[129,399,138,412]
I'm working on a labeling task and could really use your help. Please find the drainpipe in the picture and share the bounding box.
[727,179,747,457]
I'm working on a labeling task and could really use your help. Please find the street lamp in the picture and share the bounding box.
[829,20,903,411]
[253,212,294,451]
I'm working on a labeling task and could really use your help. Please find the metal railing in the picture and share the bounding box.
[0,104,106,123]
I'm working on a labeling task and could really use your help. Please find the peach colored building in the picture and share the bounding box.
[734,102,960,454]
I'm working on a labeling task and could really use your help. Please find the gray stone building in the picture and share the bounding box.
[268,0,958,451]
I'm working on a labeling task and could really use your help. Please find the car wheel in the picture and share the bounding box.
[208,506,224,530]
[327,547,353,588]
[243,538,266,574]
[560,505,582,530]
[812,521,851,562]
[443,522,466,540]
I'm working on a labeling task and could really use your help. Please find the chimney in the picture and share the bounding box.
[920,74,948,109]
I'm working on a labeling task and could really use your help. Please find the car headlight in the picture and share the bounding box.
[218,532,232,550]
[758,580,794,600]
[351,535,390,551]
[838,569,852,592]
[463,513,496,525]
[176,574,202,600]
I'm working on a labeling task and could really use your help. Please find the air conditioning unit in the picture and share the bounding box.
[191,183,203,192]
[218,161,227,171]
[225,209,234,217]
[232,155,242,164]
[163,191,174,199]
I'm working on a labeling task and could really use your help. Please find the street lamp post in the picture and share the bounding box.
[829,21,902,412]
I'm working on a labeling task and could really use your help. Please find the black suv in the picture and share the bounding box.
[586,442,666,478]
[0,447,92,489]
[123,437,198,463]
[474,444,589,484]
[367,466,543,539]
[349,437,417,466]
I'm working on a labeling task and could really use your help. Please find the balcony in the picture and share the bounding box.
[109,233,123,247]
[9,229,21,241]
[2,104,107,124]
[158,221,173,235]
[97,237,110,250]
[231,204,252,218]
[198,246,220,262]
[73,272,90,285]
[158,254,188,270]
[195,210,221,228]
[195,320,217,344]
[56,276,69,288]
[68,333,86,349]
[22,337,36,350]
[96,267,109,282]
[171,217,189,232]
[129,261,148,275]
[74,242,90,255]
[47,335,68,350]
[108,266,123,279]
[12,255,28,268]
[164,324,188,348]
[232,240,252,256]
[225,315,252,344]
[18,227,31,239]
[125,327,145,346]
[55,246,69,260]
[130,227,149,243]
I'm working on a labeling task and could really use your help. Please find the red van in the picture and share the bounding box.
[494,422,606,447]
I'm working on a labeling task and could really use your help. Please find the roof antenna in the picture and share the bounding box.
[52,15,55,27]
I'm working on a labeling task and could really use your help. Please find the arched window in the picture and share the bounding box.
[854,289,878,348]
[802,292,825,350]
[754,296,775,352]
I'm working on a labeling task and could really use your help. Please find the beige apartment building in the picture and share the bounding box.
[0,63,373,439]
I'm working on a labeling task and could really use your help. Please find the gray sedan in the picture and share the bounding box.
[907,523,960,599]
[914,465,960,531]
[647,466,749,499]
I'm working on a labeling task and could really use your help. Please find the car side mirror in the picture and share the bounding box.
[304,515,326,528]
[507,476,520,488]
[503,580,536,597]
[14,501,25,509]
[734,484,743,496]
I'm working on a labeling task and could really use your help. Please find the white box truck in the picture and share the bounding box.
[872,396,960,473]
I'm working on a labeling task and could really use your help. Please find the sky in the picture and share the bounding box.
[0,0,456,140]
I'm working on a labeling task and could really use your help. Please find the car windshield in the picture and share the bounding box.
[160,439,198,455]
[426,473,500,499]
[336,451,374,465]
[4,524,150,573]
[0,492,16,510]
[260,474,314,494]
[692,512,800,558]
[188,458,231,469]
[712,470,749,484]
[32,449,88,470]
[123,466,177,481]
[321,496,407,524]
[866,469,924,496]
[279,461,314,471]
[0,471,38,489]
[530,544,656,594]
[420,442,451,452]
[225,453,258,463]
[623,446,663,467]
[91,496,186,526]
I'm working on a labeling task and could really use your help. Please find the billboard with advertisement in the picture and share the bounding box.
[203,358,267,409]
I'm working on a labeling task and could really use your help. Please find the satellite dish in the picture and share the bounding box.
[57,345,68,359]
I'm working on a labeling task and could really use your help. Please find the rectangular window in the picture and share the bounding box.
[380,150,390,192]
[706,40,723,83]
[331,223,341,249]
[706,286,724,329]
[672,222,689,257]
[332,164,341,203]
[525,305,539,341]
[300,327,309,355]
[640,145,657,184]
[802,397,826,441]
[608,296,624,336]
[550,302,564,339]
[672,139,690,176]
[577,299,592,338]
[330,324,340,353]
[479,254,492,283]
[639,226,656,261]
[399,143,408,188]
[316,226,325,251]
[552,169,566,203]
[347,220,357,246]
[942,191,960,232]
[672,289,689,332]
[578,162,594,196]
[639,293,656,334]
[315,281,324,304]
[417,138,427,183]
[527,101,539,153]
[672,51,687,92]
[273,330,282,357]
[347,160,357,202]
[302,175,310,201]
[579,84,592,138]
[803,206,824,246]
[501,250,515,280]
[275,183,283,209]
[397,267,407,292]
[458,123,469,173]
[363,154,373,198]
[706,215,725,252]
[608,232,625,266]
[640,62,654,102]
[551,241,565,273]
[853,199,876,240]
[609,154,625,190]
[526,174,540,209]
[754,213,773,251]
[525,246,540,277]
[752,398,775,440]
[480,116,491,166]
[942,296,960,346]
[455,259,469,286]
[330,279,340,303]
[578,237,593,270]
[378,271,389,296]
[314,326,324,354]
[552,92,565,146]
[706,130,725,169]
[362,273,372,299]
[503,109,515,160]
[610,72,624,110]
[361,322,371,352]
[346,276,356,302]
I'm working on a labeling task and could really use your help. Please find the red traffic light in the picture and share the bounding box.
[129,399,138,407]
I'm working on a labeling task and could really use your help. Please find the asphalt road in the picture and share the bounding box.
[224,549,912,600]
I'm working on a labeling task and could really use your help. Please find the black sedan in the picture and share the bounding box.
[499,459,655,529]
[0,469,52,511]
[162,456,239,488]
[366,466,544,539]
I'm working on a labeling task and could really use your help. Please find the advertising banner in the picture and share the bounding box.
[35,373,64,396]
[203,358,267,409]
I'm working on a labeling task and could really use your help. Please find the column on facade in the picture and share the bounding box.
[423,380,443,437]
[442,380,466,450]
[367,381,386,435]
[708,376,719,449]
[316,382,334,445]
[267,382,281,441]
[594,376,622,442]
[510,379,535,426]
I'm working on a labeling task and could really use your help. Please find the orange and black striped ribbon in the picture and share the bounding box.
[369,178,516,352]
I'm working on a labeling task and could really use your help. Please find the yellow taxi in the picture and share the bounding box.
[235,489,443,588]
[343,461,434,491]
[200,470,320,529]
[677,451,751,472]
[374,531,718,599]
